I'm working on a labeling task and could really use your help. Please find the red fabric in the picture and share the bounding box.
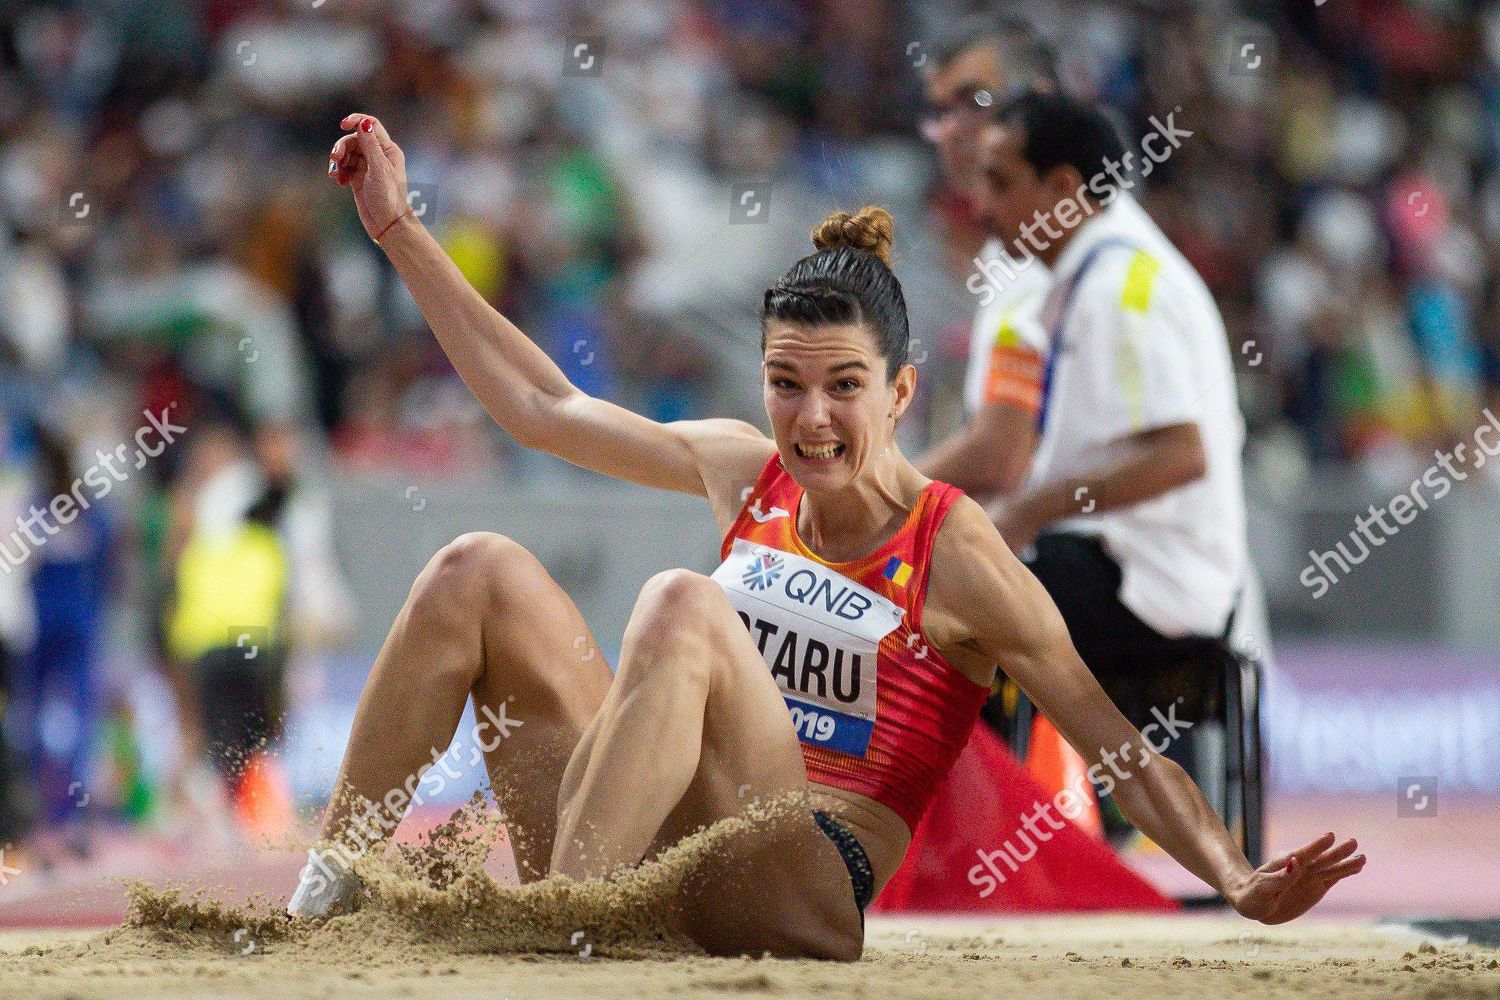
[720,455,990,831]
[873,725,1180,913]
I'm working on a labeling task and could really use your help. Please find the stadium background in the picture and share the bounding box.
[0,0,1496,920]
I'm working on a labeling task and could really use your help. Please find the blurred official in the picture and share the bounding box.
[916,16,1056,496]
[973,91,1248,754]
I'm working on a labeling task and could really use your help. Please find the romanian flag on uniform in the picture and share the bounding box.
[882,555,914,587]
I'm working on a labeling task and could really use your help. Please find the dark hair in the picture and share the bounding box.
[760,206,909,381]
[929,13,1057,91]
[995,90,1126,185]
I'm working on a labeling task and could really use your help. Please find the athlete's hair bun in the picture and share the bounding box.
[811,206,894,269]
[764,204,908,382]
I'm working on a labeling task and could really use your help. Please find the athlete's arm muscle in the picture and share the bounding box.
[929,497,1365,922]
[334,115,771,498]
[926,497,1254,896]
[382,220,772,495]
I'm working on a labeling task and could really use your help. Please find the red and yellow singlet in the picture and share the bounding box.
[712,454,989,831]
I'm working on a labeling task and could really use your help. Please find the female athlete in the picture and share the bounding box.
[291,113,1365,960]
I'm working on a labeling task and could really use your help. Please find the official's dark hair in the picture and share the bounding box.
[995,90,1126,185]
[929,12,1057,90]
[760,206,909,382]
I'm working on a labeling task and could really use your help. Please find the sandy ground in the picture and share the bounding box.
[3,794,1496,999]
[3,914,1498,1000]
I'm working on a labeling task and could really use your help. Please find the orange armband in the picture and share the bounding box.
[983,343,1044,416]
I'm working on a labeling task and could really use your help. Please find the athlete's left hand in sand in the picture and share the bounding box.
[1224,831,1366,924]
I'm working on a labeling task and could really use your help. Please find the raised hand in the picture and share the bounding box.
[329,113,412,243]
[1226,832,1366,924]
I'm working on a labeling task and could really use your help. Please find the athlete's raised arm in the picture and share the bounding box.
[926,496,1366,924]
[329,114,771,497]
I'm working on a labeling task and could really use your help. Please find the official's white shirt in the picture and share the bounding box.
[963,239,1051,415]
[1028,194,1248,638]
[963,196,1164,415]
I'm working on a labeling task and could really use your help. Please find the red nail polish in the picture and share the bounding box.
[360,117,375,133]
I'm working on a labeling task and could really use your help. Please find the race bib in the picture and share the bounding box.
[711,538,904,757]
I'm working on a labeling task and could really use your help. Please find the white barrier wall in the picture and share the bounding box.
[330,470,726,653]
[323,470,1500,796]
[330,471,1500,651]
[1248,477,1500,646]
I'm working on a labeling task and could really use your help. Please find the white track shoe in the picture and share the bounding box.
[286,847,361,918]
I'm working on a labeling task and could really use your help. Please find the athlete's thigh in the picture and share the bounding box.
[637,586,808,844]
[469,553,614,880]
[649,598,863,957]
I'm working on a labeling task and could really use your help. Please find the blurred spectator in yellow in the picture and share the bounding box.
[164,417,290,837]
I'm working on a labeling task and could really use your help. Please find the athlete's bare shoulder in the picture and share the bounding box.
[928,493,1017,596]
[670,418,778,531]
[922,493,1056,686]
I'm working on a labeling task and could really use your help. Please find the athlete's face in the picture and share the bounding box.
[762,320,915,491]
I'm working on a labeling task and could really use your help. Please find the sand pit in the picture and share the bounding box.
[3,802,1496,999]
[4,913,1498,999]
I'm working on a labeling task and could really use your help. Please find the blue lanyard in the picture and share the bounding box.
[1035,237,1140,434]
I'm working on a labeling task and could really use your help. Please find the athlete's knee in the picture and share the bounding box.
[409,532,542,626]
[636,568,732,630]
[618,570,730,689]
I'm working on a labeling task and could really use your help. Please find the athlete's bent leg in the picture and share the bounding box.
[552,569,863,960]
[315,532,611,878]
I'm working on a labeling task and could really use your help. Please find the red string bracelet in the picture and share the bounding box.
[372,208,415,245]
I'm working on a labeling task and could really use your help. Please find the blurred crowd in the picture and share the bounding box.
[0,0,1495,853]
[4,1,1497,478]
